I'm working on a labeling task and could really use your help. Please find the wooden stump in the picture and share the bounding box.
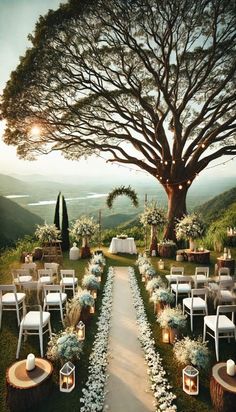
[210,363,236,412]
[158,244,176,258]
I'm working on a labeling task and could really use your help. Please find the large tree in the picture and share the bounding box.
[1,0,236,239]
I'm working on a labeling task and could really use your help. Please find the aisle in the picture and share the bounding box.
[104,267,154,412]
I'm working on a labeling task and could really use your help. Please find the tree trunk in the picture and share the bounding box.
[163,184,188,241]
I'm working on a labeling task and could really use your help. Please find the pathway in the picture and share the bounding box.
[104,267,154,412]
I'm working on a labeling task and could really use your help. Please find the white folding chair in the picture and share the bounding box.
[194,267,209,288]
[44,262,59,278]
[12,269,32,285]
[60,270,77,296]
[166,266,184,284]
[203,305,236,361]
[214,279,235,308]
[171,275,192,306]
[16,304,52,358]
[21,262,37,275]
[38,269,53,285]
[183,288,208,332]
[20,281,42,305]
[0,285,26,328]
[218,267,231,281]
[43,284,67,323]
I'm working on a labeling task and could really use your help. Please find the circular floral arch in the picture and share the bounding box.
[106,185,139,209]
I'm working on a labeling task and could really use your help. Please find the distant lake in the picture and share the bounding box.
[28,192,108,206]
[5,195,30,199]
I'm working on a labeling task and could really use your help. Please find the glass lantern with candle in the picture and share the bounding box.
[90,304,95,314]
[158,259,165,270]
[91,290,97,299]
[162,328,170,343]
[182,365,199,395]
[76,321,85,341]
[60,361,75,392]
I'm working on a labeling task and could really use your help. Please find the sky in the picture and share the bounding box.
[0,0,235,183]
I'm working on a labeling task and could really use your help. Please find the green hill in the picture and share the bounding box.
[0,196,43,248]
[195,186,236,224]
[102,213,139,229]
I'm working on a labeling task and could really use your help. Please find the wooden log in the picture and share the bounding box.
[210,363,236,412]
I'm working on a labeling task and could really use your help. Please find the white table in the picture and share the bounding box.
[109,237,137,254]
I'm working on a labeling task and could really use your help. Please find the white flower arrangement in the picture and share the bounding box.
[80,267,114,412]
[90,254,106,266]
[175,213,205,240]
[158,239,176,246]
[82,274,100,291]
[173,336,209,370]
[146,277,165,294]
[145,266,157,278]
[70,216,99,239]
[151,288,175,305]
[88,263,102,276]
[35,223,60,242]
[116,233,128,239]
[139,262,151,275]
[157,306,187,330]
[135,253,150,267]
[128,267,177,412]
[140,201,167,226]
[46,327,83,362]
[76,290,95,308]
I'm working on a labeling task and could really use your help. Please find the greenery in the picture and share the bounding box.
[54,192,61,230]
[175,213,205,240]
[195,187,236,224]
[174,337,209,370]
[82,274,100,291]
[157,306,187,330]
[70,216,99,239]
[61,195,70,251]
[151,288,175,305]
[106,185,139,209]
[46,328,83,362]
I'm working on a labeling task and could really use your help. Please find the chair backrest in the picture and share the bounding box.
[217,305,236,324]
[219,279,234,291]
[43,284,63,293]
[195,267,209,277]
[60,269,75,279]
[218,267,230,277]
[38,269,53,279]
[0,284,17,302]
[176,276,192,284]
[170,267,184,276]
[191,287,208,299]
[21,263,37,271]
[44,262,59,274]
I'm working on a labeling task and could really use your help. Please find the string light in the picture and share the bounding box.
[178,185,183,190]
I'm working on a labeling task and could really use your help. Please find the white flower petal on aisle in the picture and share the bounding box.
[80,267,114,412]
[128,267,177,412]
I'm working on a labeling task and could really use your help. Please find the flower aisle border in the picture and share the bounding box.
[80,267,114,412]
[128,267,177,412]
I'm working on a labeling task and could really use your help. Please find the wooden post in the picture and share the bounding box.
[144,194,147,251]
[98,209,102,248]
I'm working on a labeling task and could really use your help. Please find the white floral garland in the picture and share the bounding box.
[128,267,177,412]
[80,267,114,412]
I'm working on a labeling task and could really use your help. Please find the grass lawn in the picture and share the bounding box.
[0,245,235,411]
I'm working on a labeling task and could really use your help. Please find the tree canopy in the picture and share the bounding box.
[1,0,236,238]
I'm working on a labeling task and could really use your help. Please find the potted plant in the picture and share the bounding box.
[70,216,99,258]
[156,306,187,343]
[175,213,205,251]
[151,287,175,313]
[140,201,166,256]
[158,239,177,258]
[46,327,83,365]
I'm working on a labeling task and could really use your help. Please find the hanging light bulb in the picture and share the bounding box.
[164,160,168,165]
[172,160,176,164]
[187,180,191,185]
[179,184,183,189]
[201,143,205,148]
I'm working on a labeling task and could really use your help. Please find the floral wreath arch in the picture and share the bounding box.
[106,185,139,209]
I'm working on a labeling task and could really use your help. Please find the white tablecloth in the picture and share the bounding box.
[109,237,137,254]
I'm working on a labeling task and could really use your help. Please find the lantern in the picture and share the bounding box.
[90,304,95,314]
[76,321,85,341]
[141,273,146,282]
[97,275,102,282]
[182,365,199,395]
[158,259,165,270]
[162,328,170,343]
[91,290,97,299]
[60,362,75,393]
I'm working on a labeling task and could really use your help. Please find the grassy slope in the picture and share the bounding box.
[195,186,236,224]
[0,196,43,247]
[1,246,236,411]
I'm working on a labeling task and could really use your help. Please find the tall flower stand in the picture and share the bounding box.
[150,225,158,256]
[81,237,91,259]
[189,238,196,251]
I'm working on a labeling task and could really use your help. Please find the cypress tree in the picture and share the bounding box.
[54,192,61,230]
[61,195,70,251]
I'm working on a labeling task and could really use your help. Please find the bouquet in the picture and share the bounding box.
[46,327,83,362]
[151,288,175,305]
[140,201,166,226]
[175,213,205,240]
[70,216,99,239]
[82,274,100,291]
[157,306,187,330]
[35,223,60,243]
[173,336,209,369]
[146,277,164,293]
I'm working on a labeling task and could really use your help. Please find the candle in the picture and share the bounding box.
[226,359,235,376]
[26,353,35,371]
